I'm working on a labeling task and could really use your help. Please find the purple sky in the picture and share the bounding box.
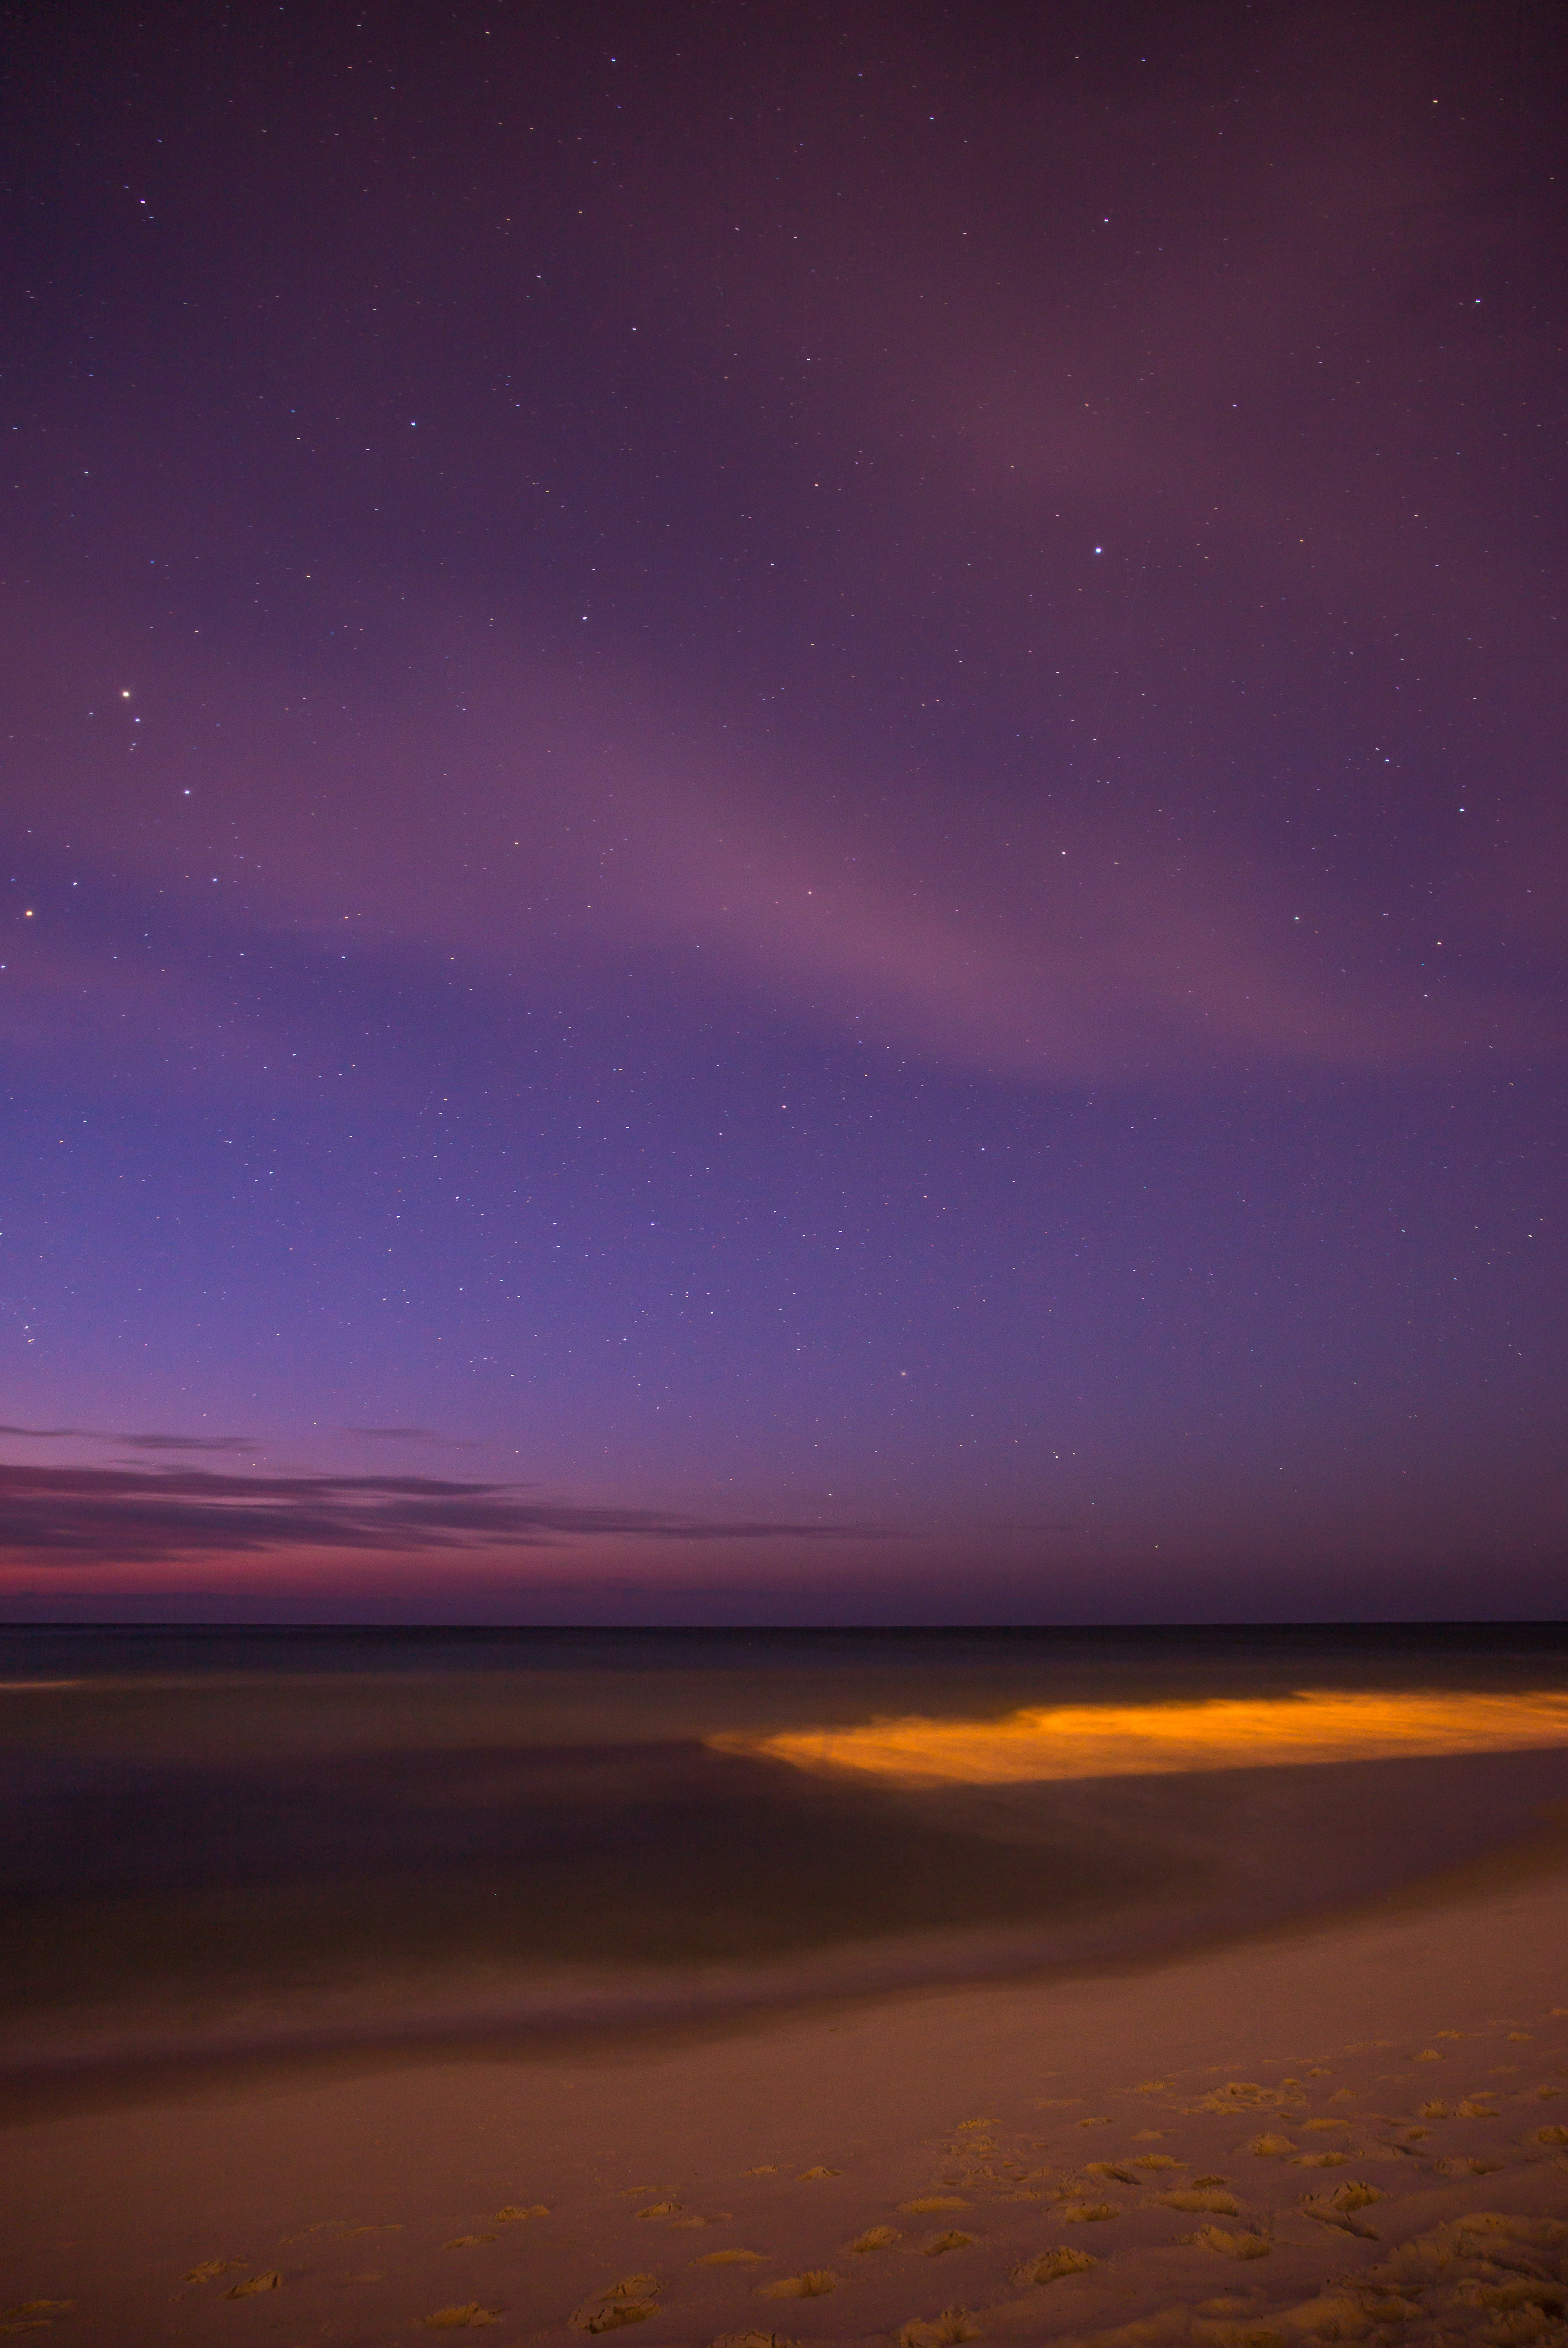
[2,1,1565,1620]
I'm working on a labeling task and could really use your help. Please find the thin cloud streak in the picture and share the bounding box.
[0,1426,257,1455]
[5,610,1557,1094]
[0,1463,889,1568]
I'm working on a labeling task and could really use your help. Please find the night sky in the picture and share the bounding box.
[2,1,1564,1622]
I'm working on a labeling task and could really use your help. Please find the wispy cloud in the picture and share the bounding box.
[0,1426,256,1455]
[0,1463,882,1568]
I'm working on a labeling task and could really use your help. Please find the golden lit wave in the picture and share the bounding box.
[724,1689,1568,1785]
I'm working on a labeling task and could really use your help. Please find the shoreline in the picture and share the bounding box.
[7,1744,1568,2126]
[6,1781,1568,2134]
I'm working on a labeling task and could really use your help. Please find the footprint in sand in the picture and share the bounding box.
[570,2277,661,2333]
[895,2311,981,2348]
[919,2231,975,2257]
[495,2205,549,2221]
[1058,2201,1118,2223]
[635,2201,680,2219]
[1303,2208,1568,2335]
[1535,2125,1568,2146]
[798,2166,839,2180]
[183,2261,245,2282]
[695,2250,764,2267]
[1085,2163,1136,2183]
[1200,2082,1270,2113]
[224,2272,282,2297]
[848,2228,901,2252]
[1133,2154,1178,2170]
[1010,2248,1096,2286]
[1247,2133,1295,2157]
[421,2307,504,2331]
[758,2271,836,2299]
[900,2197,969,2214]
[444,2236,497,2249]
[1,2304,74,2333]
[1303,2181,1381,2239]
[713,2334,796,2348]
[1161,2189,1240,2216]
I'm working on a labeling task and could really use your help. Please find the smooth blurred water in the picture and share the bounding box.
[5,1623,1568,2083]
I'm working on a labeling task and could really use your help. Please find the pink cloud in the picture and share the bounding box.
[1,599,1552,1086]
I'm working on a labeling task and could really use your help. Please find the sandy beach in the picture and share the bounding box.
[5,1830,1567,2347]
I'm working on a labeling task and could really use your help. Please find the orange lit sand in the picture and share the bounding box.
[727,1687,1568,1784]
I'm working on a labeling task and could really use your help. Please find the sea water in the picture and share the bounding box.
[5,1623,1568,2087]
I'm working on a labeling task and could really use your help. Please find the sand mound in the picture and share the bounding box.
[570,2277,660,2333]
[1190,2226,1271,2260]
[896,2309,982,2347]
[758,2270,836,2299]
[1012,2246,1098,2286]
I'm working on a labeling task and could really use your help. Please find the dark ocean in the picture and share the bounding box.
[6,1623,1568,2095]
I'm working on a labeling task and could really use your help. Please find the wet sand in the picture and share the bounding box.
[4,1821,1568,2346]
[10,1732,1568,2084]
